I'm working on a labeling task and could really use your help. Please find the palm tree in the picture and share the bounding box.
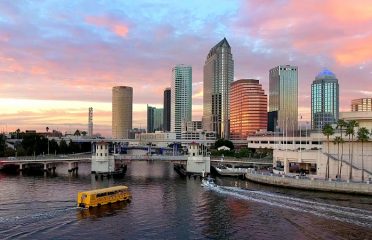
[346,120,359,180]
[333,136,343,179]
[357,127,370,182]
[322,124,335,179]
[336,119,347,178]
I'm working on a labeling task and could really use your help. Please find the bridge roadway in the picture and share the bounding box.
[0,154,272,173]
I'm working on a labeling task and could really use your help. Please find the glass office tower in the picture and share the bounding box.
[203,38,234,139]
[311,69,339,130]
[269,65,298,136]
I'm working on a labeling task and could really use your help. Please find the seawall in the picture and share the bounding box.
[245,172,372,196]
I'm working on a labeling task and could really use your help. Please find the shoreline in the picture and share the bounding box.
[245,172,372,196]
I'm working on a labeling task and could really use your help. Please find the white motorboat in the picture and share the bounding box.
[213,164,252,177]
[201,177,218,188]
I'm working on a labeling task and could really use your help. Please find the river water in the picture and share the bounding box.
[0,161,371,240]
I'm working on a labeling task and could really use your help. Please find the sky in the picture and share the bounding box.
[0,0,371,136]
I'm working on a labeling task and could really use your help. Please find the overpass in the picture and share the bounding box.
[0,153,270,174]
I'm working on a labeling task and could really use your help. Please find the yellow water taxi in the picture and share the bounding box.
[77,185,131,208]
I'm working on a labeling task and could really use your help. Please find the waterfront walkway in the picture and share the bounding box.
[245,171,372,195]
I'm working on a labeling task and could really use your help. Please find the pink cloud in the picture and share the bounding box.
[85,15,129,38]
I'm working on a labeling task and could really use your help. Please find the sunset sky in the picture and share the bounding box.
[0,0,371,136]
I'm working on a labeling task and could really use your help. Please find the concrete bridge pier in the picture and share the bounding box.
[47,164,57,174]
[19,163,23,175]
[68,162,79,174]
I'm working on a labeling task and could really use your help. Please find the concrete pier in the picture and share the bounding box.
[245,172,372,195]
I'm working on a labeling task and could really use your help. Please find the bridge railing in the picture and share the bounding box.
[0,154,91,161]
[114,155,187,161]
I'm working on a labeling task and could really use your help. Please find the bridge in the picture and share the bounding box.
[0,154,271,174]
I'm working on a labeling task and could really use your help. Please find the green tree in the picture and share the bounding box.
[235,148,252,158]
[59,139,68,154]
[74,129,81,136]
[346,120,359,180]
[322,124,334,179]
[81,131,87,136]
[336,119,347,178]
[357,127,369,182]
[49,139,59,155]
[0,134,6,157]
[214,139,234,150]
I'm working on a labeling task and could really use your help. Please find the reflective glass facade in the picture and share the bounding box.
[311,69,339,130]
[147,105,163,133]
[171,65,192,139]
[269,65,298,136]
[163,88,171,131]
[203,38,234,139]
[230,79,267,140]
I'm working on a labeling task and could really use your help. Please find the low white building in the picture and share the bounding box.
[135,131,176,147]
[250,111,372,181]
[181,130,216,147]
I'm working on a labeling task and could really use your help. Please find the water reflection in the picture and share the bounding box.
[76,201,130,220]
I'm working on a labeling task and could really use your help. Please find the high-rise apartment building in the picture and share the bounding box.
[230,79,267,140]
[112,86,133,139]
[203,38,234,139]
[311,69,339,130]
[163,88,171,131]
[351,98,372,112]
[268,65,298,136]
[171,65,192,139]
[147,105,164,132]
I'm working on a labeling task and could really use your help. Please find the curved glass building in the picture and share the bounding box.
[311,69,339,130]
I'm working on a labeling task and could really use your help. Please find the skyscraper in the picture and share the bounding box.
[311,69,339,130]
[230,79,267,140]
[147,105,155,133]
[147,105,163,132]
[171,64,192,139]
[203,38,234,139]
[163,88,171,131]
[112,86,133,139]
[269,65,298,136]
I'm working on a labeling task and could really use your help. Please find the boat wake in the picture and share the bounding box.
[0,206,78,225]
[212,186,372,228]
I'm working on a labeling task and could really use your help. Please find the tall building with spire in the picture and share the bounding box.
[311,69,339,130]
[203,38,234,139]
[171,65,192,139]
[268,65,298,136]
